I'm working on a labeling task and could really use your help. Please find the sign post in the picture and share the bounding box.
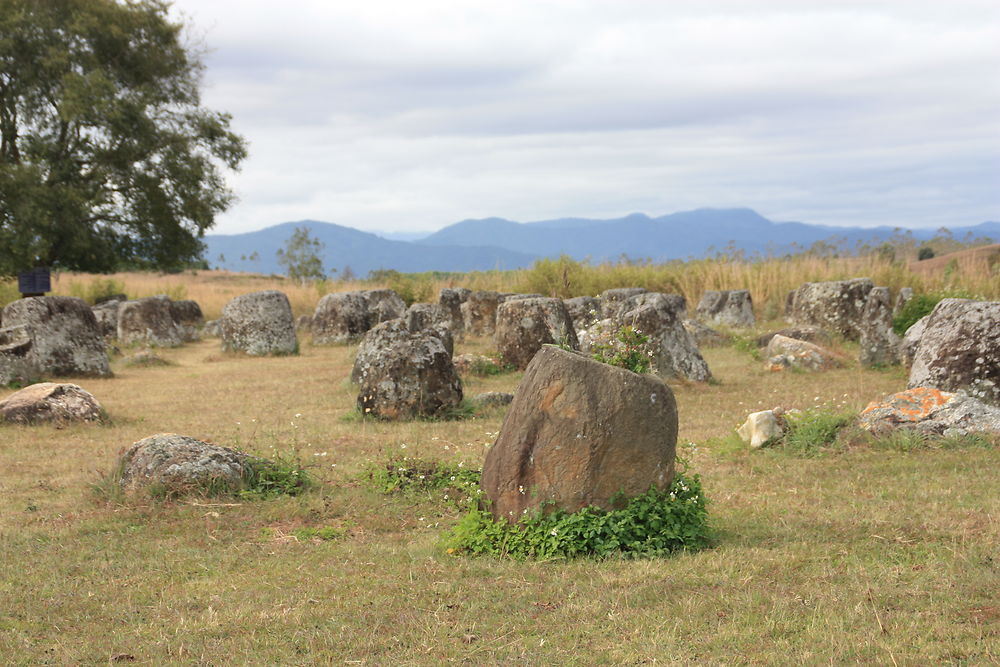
[17,267,51,298]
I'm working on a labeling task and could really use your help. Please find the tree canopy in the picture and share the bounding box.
[276,226,326,283]
[0,0,247,275]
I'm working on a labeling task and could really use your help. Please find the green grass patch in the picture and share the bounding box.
[240,455,313,500]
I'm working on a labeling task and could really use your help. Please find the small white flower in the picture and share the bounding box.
[550,528,558,536]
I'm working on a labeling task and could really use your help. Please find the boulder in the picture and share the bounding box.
[787,278,874,340]
[619,294,711,382]
[0,382,104,424]
[494,297,578,370]
[94,293,127,305]
[311,291,370,344]
[169,300,204,343]
[600,287,648,319]
[893,287,914,318]
[481,346,678,522]
[765,334,842,372]
[461,291,502,336]
[220,290,298,356]
[117,296,183,347]
[576,318,615,354]
[362,289,407,326]
[755,326,832,349]
[0,325,39,386]
[858,387,1000,437]
[695,290,755,329]
[736,410,784,448]
[899,315,928,368]
[683,319,730,347]
[1,296,111,379]
[439,288,470,335]
[91,300,121,338]
[122,349,170,367]
[563,296,601,333]
[118,433,254,496]
[405,303,451,332]
[352,318,454,384]
[907,299,1000,405]
[472,391,514,408]
[858,286,900,368]
[202,320,221,338]
[354,320,463,420]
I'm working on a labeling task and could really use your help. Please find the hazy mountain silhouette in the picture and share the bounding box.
[203,210,1000,276]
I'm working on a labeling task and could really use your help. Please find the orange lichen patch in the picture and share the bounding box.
[861,387,954,422]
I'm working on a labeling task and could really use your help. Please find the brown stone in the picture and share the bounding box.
[481,346,678,522]
[494,297,578,370]
[0,382,104,424]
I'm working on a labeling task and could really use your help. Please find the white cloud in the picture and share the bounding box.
[171,0,1000,234]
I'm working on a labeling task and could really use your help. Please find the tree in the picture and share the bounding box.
[276,226,325,283]
[0,0,247,275]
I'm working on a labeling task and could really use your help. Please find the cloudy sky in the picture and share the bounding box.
[169,0,1000,236]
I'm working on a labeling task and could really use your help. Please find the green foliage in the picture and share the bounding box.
[731,334,762,361]
[367,270,435,306]
[446,473,710,560]
[289,526,342,542]
[66,277,127,304]
[591,325,653,373]
[777,408,853,455]
[365,456,481,507]
[917,246,935,260]
[466,356,512,377]
[891,288,979,336]
[240,456,313,500]
[276,227,326,283]
[0,0,247,275]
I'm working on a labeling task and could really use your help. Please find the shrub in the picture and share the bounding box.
[445,472,710,560]
[365,456,481,507]
[591,324,654,374]
[892,288,980,336]
[917,246,935,260]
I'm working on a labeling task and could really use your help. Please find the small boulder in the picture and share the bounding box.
[858,387,1000,437]
[0,325,40,386]
[220,290,298,356]
[352,318,454,384]
[472,391,514,408]
[599,287,648,319]
[494,297,578,370]
[117,296,183,347]
[1,296,111,379]
[481,346,678,522]
[858,286,900,368]
[619,294,710,382]
[91,300,121,338]
[563,296,601,333]
[683,319,730,347]
[787,278,874,340]
[898,315,928,368]
[736,410,785,448]
[405,303,451,331]
[893,287,914,318]
[362,289,407,326]
[461,291,502,336]
[0,382,104,424]
[907,299,1000,405]
[170,300,204,343]
[696,289,755,329]
[311,291,370,344]
[122,349,170,367]
[439,288,470,335]
[765,334,842,372]
[353,320,462,419]
[202,320,221,338]
[118,433,254,497]
[756,326,832,349]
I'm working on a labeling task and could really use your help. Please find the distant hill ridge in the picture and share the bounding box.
[203,208,1000,276]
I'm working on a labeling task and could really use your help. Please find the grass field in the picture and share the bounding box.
[1,271,998,664]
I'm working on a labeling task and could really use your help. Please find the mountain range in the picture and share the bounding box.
[203,208,1000,277]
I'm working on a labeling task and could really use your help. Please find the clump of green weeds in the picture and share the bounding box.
[366,456,481,506]
[774,407,853,455]
[892,288,980,335]
[730,333,762,361]
[591,324,654,373]
[445,471,710,560]
[240,455,313,500]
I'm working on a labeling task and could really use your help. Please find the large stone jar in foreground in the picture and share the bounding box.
[220,290,298,356]
[481,346,678,522]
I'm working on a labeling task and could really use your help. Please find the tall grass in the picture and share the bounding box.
[5,248,997,320]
